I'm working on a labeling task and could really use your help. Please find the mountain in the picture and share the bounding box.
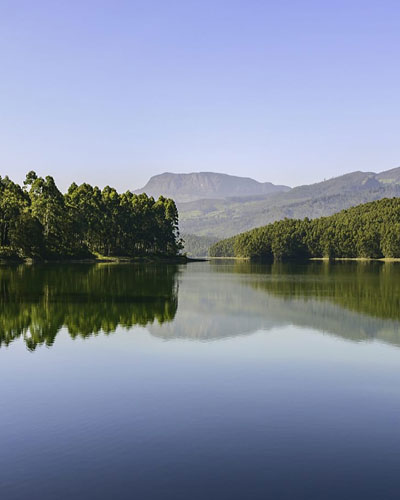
[376,166,400,184]
[178,167,400,239]
[134,172,291,202]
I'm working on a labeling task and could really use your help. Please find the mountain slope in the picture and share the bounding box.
[178,167,400,238]
[376,166,400,184]
[134,172,291,202]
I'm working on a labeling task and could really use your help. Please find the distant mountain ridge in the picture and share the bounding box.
[135,167,400,245]
[174,166,400,239]
[134,172,291,202]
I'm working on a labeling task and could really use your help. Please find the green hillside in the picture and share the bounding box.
[209,197,400,261]
[181,233,219,257]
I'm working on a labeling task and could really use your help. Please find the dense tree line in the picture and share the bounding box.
[0,172,182,259]
[181,233,219,257]
[209,198,400,260]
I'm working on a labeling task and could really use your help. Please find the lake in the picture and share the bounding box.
[1,261,400,499]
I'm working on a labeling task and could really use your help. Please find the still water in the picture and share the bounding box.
[1,261,400,499]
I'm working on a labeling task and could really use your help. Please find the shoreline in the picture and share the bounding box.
[0,255,206,265]
[310,257,400,262]
[2,254,399,264]
[207,256,400,262]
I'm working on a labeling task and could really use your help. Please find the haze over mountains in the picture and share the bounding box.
[178,167,400,239]
[135,167,400,250]
[134,172,290,202]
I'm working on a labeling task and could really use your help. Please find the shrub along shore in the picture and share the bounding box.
[209,198,400,261]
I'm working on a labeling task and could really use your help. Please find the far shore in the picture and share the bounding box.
[311,257,400,262]
[207,256,400,262]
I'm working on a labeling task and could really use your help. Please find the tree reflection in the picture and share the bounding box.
[0,264,179,350]
[209,260,400,322]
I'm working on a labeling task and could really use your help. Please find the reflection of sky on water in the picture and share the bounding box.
[2,324,400,499]
[2,262,400,499]
[150,262,400,347]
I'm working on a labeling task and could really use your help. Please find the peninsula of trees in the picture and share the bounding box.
[0,172,182,260]
[209,198,400,260]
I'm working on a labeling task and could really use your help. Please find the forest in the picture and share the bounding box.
[0,172,182,259]
[209,198,400,260]
[181,233,219,257]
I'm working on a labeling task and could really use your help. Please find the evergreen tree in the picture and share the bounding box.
[0,172,182,260]
[210,198,400,261]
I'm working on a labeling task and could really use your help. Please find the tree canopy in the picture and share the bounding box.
[0,172,182,259]
[209,197,400,260]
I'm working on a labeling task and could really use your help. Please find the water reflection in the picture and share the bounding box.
[2,261,400,500]
[150,261,400,347]
[229,260,400,322]
[0,264,179,350]
[2,261,400,350]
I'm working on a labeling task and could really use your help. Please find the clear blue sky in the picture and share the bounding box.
[1,0,399,191]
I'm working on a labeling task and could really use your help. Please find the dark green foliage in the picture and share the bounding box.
[381,224,400,258]
[181,233,219,257]
[9,212,44,257]
[0,172,182,259]
[209,235,236,257]
[0,176,30,249]
[209,198,400,261]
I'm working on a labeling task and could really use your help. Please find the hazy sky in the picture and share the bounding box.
[1,0,399,191]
